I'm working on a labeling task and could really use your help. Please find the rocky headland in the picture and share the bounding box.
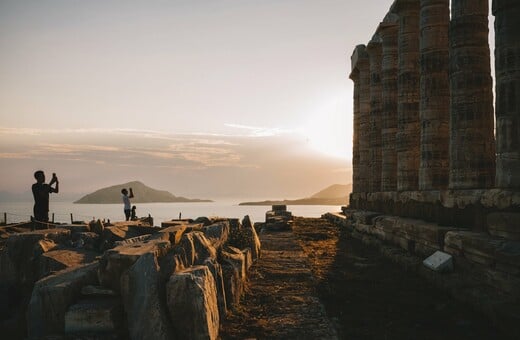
[74,181,212,204]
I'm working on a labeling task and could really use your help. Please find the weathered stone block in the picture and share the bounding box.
[121,252,175,340]
[203,221,230,251]
[241,215,261,261]
[487,212,520,241]
[64,297,123,335]
[221,263,243,309]
[158,225,187,245]
[203,257,227,319]
[27,262,99,338]
[39,249,98,279]
[167,266,219,340]
[423,251,453,272]
[97,238,171,291]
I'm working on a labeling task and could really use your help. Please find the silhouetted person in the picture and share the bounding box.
[32,170,59,222]
[121,187,134,221]
[131,205,137,221]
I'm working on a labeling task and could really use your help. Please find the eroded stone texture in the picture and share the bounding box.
[27,262,99,338]
[378,15,399,192]
[449,0,495,189]
[167,266,219,340]
[395,0,421,191]
[351,45,370,192]
[350,65,361,193]
[419,0,450,190]
[493,0,520,189]
[120,252,175,340]
[367,35,383,192]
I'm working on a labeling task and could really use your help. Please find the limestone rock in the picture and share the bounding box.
[64,297,124,335]
[27,262,99,338]
[241,215,261,261]
[203,221,230,251]
[158,225,187,245]
[89,219,105,234]
[167,266,219,340]
[97,238,171,292]
[203,257,227,319]
[121,252,175,340]
[39,249,98,279]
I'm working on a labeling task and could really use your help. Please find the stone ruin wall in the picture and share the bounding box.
[343,2,520,333]
[349,0,520,239]
[0,216,262,339]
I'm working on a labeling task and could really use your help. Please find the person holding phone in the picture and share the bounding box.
[32,170,59,222]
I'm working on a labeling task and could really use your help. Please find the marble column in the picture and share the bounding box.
[449,0,495,189]
[379,15,399,192]
[349,67,361,193]
[351,45,370,192]
[367,36,383,192]
[395,0,421,191]
[419,0,450,190]
[493,0,520,189]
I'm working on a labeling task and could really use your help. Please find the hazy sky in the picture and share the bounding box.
[0,0,495,200]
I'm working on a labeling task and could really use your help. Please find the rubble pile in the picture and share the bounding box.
[0,215,261,339]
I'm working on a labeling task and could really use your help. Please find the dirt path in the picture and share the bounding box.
[220,217,507,340]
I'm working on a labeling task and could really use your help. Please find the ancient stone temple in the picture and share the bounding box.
[343,1,520,335]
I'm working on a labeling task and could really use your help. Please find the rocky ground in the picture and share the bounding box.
[220,217,508,340]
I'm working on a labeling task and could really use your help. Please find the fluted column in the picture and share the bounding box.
[379,15,399,192]
[351,45,370,192]
[367,36,383,192]
[493,0,520,189]
[419,0,450,190]
[349,67,361,192]
[449,0,495,189]
[395,0,421,191]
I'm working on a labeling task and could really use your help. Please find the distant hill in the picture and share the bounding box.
[239,184,351,206]
[74,181,212,204]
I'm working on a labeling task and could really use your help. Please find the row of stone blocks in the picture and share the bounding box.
[324,209,520,337]
[0,215,261,339]
[349,189,520,240]
[336,209,520,299]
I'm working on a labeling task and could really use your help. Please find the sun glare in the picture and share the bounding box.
[303,95,352,160]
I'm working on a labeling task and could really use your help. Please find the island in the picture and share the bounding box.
[74,181,213,204]
[239,184,351,206]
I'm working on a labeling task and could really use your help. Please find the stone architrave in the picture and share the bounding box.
[449,0,496,189]
[349,65,361,193]
[395,0,421,191]
[419,0,450,190]
[367,35,383,192]
[493,0,520,189]
[351,45,370,192]
[378,14,399,192]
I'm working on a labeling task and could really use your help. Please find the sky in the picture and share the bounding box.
[0,0,495,200]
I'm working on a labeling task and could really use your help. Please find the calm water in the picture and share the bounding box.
[0,201,342,226]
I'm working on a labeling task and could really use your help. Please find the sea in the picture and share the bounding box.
[0,200,343,226]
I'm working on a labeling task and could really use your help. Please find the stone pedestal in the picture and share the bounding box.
[493,0,520,189]
[419,0,450,190]
[449,0,496,189]
[395,0,421,191]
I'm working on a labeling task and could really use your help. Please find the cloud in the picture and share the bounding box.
[224,123,296,137]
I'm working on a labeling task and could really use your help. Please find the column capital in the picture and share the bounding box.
[351,44,369,72]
